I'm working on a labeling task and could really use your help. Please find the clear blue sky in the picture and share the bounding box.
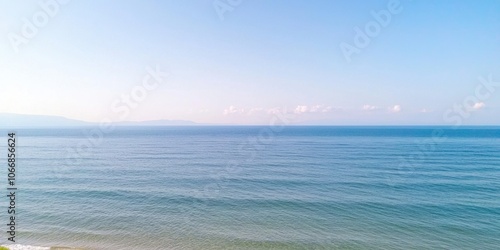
[1,0,499,125]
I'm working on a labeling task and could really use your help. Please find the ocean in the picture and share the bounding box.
[1,126,499,249]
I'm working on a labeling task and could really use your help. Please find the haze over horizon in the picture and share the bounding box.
[1,0,500,125]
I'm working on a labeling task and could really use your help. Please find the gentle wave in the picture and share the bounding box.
[4,127,500,249]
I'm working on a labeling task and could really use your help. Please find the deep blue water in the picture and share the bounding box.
[1,126,500,249]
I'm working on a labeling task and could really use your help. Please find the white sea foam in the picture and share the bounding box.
[3,245,50,250]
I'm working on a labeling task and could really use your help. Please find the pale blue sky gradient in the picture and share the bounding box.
[1,0,499,124]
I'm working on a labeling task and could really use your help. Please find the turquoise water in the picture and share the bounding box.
[2,127,500,249]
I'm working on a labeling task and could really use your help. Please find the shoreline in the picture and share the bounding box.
[3,245,88,250]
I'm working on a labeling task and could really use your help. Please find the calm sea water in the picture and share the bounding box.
[1,126,499,249]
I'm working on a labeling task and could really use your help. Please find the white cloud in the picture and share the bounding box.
[389,105,401,113]
[267,107,283,115]
[473,102,485,110]
[294,105,309,114]
[223,106,290,116]
[223,105,245,115]
[247,108,264,115]
[311,105,332,113]
[362,105,379,111]
[294,105,332,114]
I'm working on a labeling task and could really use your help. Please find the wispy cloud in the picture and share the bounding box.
[267,107,284,115]
[389,105,401,113]
[362,105,379,111]
[247,108,264,115]
[473,102,485,110]
[294,105,332,114]
[223,105,245,115]
[294,105,308,114]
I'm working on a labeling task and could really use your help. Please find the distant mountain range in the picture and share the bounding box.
[0,113,198,127]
